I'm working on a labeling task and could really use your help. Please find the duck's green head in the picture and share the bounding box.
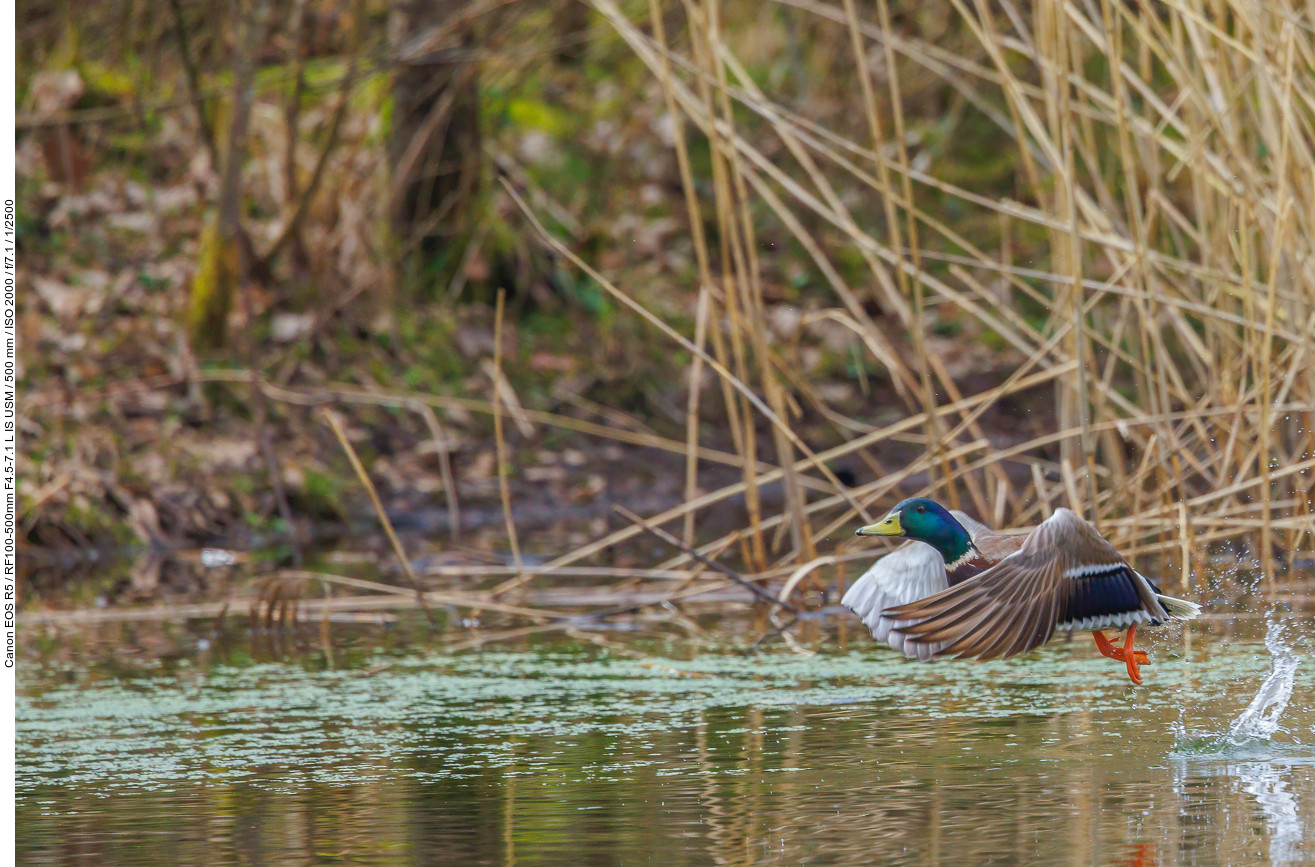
[855,498,972,563]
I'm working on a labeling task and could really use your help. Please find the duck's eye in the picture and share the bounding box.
[916,505,926,513]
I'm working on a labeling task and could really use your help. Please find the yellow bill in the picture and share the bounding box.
[856,513,903,537]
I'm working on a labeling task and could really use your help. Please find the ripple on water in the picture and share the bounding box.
[16,623,1315,867]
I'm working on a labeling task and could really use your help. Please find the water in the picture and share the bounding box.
[1170,621,1313,866]
[1227,623,1302,746]
[17,622,1315,866]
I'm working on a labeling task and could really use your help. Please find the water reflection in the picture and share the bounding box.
[1173,760,1312,866]
[17,633,1315,866]
[1170,621,1311,865]
[1237,762,1304,864]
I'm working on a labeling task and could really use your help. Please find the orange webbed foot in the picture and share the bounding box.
[1092,629,1147,684]
[1122,624,1142,685]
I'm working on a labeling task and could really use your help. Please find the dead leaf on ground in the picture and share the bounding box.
[185,438,260,469]
[530,351,574,373]
[464,451,496,482]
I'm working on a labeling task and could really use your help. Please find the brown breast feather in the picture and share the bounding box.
[946,533,1025,584]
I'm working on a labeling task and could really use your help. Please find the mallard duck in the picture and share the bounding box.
[842,498,1200,684]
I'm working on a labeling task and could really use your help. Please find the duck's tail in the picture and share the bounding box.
[1157,594,1201,621]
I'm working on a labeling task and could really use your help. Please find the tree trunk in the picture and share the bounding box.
[389,0,481,271]
[188,0,264,350]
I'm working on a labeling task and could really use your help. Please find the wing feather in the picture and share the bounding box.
[954,578,1033,660]
[1002,580,1055,658]
[946,563,1045,658]
[884,508,1169,661]
[841,541,951,661]
[970,592,1037,660]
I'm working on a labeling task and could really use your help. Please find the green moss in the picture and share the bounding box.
[188,218,239,351]
[505,97,574,137]
[979,329,1010,352]
[79,58,138,100]
[297,469,347,519]
[357,72,394,145]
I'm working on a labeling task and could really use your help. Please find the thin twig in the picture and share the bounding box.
[259,13,363,270]
[613,505,798,613]
[251,372,303,566]
[322,408,438,629]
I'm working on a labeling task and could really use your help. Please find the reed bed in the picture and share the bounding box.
[19,0,1315,644]
[552,0,1315,602]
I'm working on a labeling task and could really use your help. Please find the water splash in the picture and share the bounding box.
[1171,619,1311,864]
[1227,621,1302,746]
[1173,619,1303,756]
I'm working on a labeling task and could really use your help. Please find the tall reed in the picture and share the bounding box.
[573,0,1315,589]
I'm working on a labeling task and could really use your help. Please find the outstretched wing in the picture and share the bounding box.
[883,508,1169,661]
[842,541,950,661]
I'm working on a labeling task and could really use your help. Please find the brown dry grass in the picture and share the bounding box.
[559,0,1315,603]
[19,0,1315,639]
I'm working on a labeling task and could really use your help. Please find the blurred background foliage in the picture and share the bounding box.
[14,0,1315,609]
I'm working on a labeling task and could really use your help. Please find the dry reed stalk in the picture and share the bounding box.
[678,0,767,570]
[683,286,711,547]
[1057,0,1100,524]
[489,289,526,599]
[655,533,739,592]
[1258,28,1299,595]
[712,97,815,564]
[502,179,866,513]
[422,566,704,580]
[415,402,461,541]
[615,505,799,612]
[648,0,724,552]
[1178,500,1193,595]
[267,570,554,620]
[832,0,922,374]
[872,0,957,508]
[729,163,817,562]
[1032,463,1052,520]
[323,408,438,629]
